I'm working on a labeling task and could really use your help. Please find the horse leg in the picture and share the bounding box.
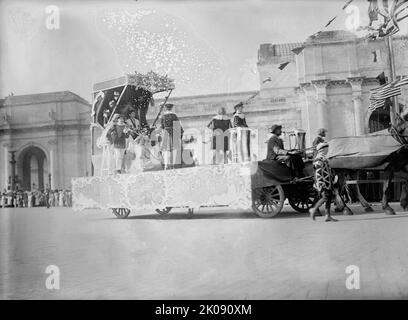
[333,170,354,215]
[355,171,374,212]
[355,184,374,212]
[334,187,353,215]
[400,180,408,211]
[382,170,395,215]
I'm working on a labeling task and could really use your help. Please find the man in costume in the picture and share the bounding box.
[312,128,328,157]
[107,114,130,174]
[309,142,338,222]
[266,124,305,177]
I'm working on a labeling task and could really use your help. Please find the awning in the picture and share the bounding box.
[327,129,403,169]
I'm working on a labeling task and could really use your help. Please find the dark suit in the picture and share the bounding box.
[266,134,304,177]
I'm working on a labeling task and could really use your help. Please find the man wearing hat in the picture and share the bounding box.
[160,103,184,169]
[107,114,130,174]
[312,128,328,157]
[309,142,338,222]
[266,124,305,177]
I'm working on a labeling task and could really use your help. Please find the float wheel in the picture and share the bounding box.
[112,208,131,219]
[252,185,285,218]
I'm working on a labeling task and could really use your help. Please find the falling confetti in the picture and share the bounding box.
[95,8,229,96]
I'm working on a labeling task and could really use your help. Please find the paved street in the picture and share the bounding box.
[1,204,408,300]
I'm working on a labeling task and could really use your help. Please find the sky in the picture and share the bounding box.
[1,0,407,100]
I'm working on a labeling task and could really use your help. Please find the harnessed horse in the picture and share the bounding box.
[333,112,408,215]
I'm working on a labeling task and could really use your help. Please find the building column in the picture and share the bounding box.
[311,79,330,136]
[299,83,314,146]
[3,143,10,189]
[348,77,365,136]
[48,139,57,190]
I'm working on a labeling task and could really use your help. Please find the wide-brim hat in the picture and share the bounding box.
[234,102,244,110]
[270,124,282,133]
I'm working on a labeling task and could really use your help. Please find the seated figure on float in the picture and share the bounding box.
[266,124,305,178]
[125,128,162,173]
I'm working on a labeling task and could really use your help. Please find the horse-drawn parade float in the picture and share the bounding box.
[72,0,408,219]
[71,72,321,219]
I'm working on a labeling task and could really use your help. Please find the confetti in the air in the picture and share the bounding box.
[96,8,229,96]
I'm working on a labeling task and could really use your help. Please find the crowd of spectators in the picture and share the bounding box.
[0,189,72,208]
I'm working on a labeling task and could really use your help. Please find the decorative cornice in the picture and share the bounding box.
[0,123,90,135]
[327,80,348,87]
[347,76,365,84]
[363,77,380,86]
[316,98,328,105]
[311,79,330,89]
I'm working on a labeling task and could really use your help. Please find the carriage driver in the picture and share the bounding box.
[266,124,305,177]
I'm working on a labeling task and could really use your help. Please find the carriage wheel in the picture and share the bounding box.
[155,207,172,215]
[252,185,285,218]
[288,184,318,213]
[112,208,131,219]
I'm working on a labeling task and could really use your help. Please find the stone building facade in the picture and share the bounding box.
[257,30,408,144]
[0,92,91,190]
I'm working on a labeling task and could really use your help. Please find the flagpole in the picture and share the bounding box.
[386,35,398,125]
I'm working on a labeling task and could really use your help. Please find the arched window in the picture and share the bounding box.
[368,100,391,133]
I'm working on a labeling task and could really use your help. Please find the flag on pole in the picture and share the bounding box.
[368,76,408,104]
[393,76,408,88]
[292,46,305,55]
[278,62,290,70]
[394,0,408,21]
[368,99,385,112]
[370,79,401,99]
[342,0,354,10]
[370,87,401,99]
[325,16,337,28]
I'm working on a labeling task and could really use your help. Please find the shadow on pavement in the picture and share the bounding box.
[114,208,309,220]
[339,212,408,222]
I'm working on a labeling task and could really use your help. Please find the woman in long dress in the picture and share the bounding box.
[160,104,183,169]
[231,102,251,162]
[207,107,231,164]
[97,114,121,174]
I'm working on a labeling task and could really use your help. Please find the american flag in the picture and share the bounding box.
[370,86,401,100]
[370,79,400,98]
[368,99,386,112]
[368,76,408,112]
[393,76,408,88]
